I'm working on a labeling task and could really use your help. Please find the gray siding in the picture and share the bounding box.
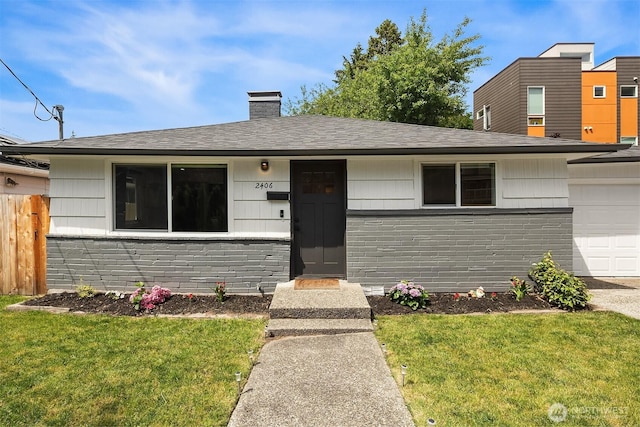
[615,57,640,141]
[346,209,573,292]
[474,60,521,134]
[521,58,582,140]
[46,236,290,294]
[474,58,583,140]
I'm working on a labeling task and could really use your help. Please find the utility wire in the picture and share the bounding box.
[0,57,57,122]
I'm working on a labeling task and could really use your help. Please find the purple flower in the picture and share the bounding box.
[409,288,421,298]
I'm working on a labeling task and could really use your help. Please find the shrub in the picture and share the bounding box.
[529,252,590,311]
[129,282,172,311]
[389,280,429,311]
[76,284,96,299]
[509,276,531,302]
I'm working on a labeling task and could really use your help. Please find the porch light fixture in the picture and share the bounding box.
[248,349,254,365]
[401,364,407,387]
[260,161,269,171]
[235,371,242,395]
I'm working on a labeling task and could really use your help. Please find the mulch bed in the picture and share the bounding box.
[20,291,561,317]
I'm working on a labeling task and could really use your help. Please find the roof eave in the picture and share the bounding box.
[0,144,623,158]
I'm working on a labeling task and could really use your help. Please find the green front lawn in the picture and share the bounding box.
[376,312,640,426]
[0,296,265,426]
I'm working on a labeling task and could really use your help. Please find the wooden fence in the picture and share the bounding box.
[0,195,50,295]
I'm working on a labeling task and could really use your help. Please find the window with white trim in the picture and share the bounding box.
[422,163,496,207]
[528,117,544,126]
[620,86,638,97]
[527,87,545,115]
[620,136,638,146]
[114,164,228,231]
[593,85,606,98]
[483,105,491,131]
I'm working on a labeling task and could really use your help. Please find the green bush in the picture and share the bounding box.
[75,284,96,299]
[529,252,590,311]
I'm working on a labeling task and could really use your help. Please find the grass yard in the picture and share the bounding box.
[376,312,640,427]
[0,296,266,426]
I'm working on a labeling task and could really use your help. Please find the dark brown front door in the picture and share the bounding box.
[291,160,346,277]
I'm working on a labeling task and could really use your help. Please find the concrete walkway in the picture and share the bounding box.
[228,332,414,427]
[588,278,640,320]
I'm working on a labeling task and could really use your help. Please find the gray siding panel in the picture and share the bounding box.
[474,61,522,134]
[346,210,573,292]
[474,58,583,140]
[520,58,582,140]
[46,237,290,294]
[615,57,640,140]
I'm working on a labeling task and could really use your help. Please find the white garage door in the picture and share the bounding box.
[570,184,640,276]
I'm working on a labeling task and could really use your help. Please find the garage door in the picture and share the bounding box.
[570,184,640,276]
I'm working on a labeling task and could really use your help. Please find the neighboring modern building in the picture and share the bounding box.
[0,136,50,195]
[473,43,639,145]
[1,92,623,294]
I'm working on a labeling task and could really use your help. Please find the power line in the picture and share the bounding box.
[1,57,65,139]
[0,57,56,121]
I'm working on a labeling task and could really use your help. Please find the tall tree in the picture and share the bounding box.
[286,10,488,129]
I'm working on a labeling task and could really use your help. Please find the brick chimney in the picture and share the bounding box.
[248,91,282,119]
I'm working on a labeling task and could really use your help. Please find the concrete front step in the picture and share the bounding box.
[269,280,372,320]
[266,318,374,337]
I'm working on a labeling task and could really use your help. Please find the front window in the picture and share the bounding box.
[172,165,227,232]
[422,163,495,207]
[114,165,167,230]
[620,136,638,146]
[114,164,227,232]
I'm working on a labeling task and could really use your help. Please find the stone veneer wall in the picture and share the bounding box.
[346,208,573,292]
[46,236,290,294]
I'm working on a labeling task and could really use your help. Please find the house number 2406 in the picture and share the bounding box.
[255,182,273,189]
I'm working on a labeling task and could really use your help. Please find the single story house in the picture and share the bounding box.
[0,136,49,195]
[2,92,624,294]
[569,145,640,277]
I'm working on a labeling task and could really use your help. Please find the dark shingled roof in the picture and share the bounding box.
[569,144,640,163]
[0,115,623,157]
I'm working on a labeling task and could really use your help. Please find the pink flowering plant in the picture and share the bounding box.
[510,276,531,302]
[129,281,172,311]
[214,281,226,303]
[388,280,429,310]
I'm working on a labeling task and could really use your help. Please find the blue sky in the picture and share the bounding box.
[1,0,638,142]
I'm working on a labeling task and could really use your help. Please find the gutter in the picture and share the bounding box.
[0,145,623,158]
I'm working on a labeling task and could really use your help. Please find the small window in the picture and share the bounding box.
[620,136,638,145]
[620,86,638,97]
[593,86,606,98]
[527,87,545,115]
[476,109,484,120]
[528,117,544,126]
[422,163,495,207]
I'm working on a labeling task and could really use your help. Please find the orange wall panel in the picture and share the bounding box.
[582,71,617,143]
[527,126,545,137]
[620,97,638,138]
